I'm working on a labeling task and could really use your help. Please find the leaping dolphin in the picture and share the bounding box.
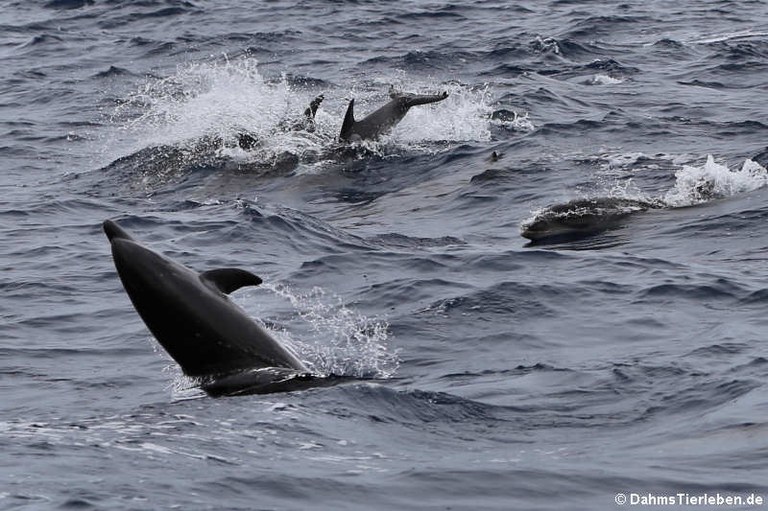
[339,90,449,142]
[103,219,334,396]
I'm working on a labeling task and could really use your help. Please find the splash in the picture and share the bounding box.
[166,281,400,400]
[107,57,497,165]
[603,177,653,201]
[391,83,495,144]
[489,109,535,133]
[260,283,400,379]
[336,69,495,145]
[590,74,624,85]
[110,56,299,150]
[531,36,562,55]
[663,155,768,207]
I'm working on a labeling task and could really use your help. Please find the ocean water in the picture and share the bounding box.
[2,1,768,509]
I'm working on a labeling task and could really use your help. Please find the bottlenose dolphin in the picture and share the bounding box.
[520,197,665,243]
[339,90,449,142]
[103,219,328,396]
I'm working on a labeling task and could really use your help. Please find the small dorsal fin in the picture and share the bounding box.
[339,99,356,141]
[200,268,262,294]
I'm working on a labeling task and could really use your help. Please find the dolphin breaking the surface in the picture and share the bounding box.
[237,94,325,151]
[338,91,449,142]
[520,197,666,243]
[237,90,449,149]
[103,219,341,396]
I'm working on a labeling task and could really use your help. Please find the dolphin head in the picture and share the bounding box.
[103,219,134,242]
[104,221,216,373]
[104,220,196,301]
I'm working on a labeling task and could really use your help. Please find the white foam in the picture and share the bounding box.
[490,110,535,133]
[604,152,649,169]
[590,74,623,85]
[533,36,561,55]
[114,57,292,145]
[663,155,768,206]
[392,83,494,144]
[689,29,768,45]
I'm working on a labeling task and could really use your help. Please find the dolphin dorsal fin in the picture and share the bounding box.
[339,99,356,141]
[200,268,263,294]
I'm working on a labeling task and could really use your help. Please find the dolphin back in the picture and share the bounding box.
[520,197,663,242]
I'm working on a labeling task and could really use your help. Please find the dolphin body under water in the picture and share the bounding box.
[103,219,338,396]
[520,197,666,243]
[237,94,325,151]
[338,91,449,142]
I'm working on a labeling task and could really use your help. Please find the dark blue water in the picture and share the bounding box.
[2,1,768,509]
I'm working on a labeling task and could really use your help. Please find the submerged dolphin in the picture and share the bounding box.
[103,219,333,396]
[237,94,325,151]
[339,90,449,142]
[520,197,666,243]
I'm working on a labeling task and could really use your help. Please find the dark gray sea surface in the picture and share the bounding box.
[2,1,768,509]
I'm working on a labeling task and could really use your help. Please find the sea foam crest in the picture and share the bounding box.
[663,155,768,206]
[262,283,400,379]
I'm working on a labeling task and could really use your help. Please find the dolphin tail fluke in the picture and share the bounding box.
[103,219,134,242]
[339,99,356,141]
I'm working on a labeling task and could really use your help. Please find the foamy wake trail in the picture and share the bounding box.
[663,155,768,206]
